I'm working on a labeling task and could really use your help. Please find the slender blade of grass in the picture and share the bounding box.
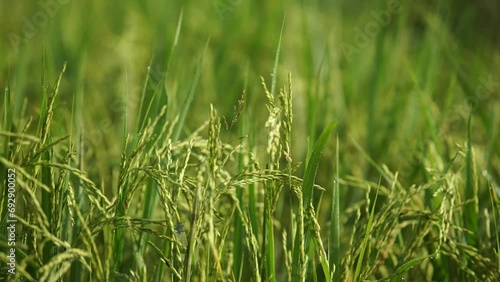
[489,183,500,272]
[135,56,153,134]
[464,110,478,246]
[270,16,286,98]
[389,255,433,282]
[165,7,183,72]
[329,136,340,281]
[292,121,336,281]
[172,37,210,141]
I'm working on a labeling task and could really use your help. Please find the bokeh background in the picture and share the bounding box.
[1,1,498,180]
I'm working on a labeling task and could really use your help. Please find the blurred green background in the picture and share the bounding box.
[1,0,499,280]
[1,0,498,180]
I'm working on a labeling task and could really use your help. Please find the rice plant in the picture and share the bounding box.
[1,1,499,281]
